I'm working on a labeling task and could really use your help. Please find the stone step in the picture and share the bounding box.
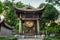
[18,39,43,40]
[14,35,45,40]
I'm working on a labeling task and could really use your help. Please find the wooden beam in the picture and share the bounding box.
[22,18,39,20]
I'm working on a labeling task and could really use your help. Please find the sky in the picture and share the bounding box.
[15,0,60,11]
[14,0,46,8]
[1,0,46,8]
[0,0,60,11]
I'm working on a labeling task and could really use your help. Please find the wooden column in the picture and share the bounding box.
[19,14,22,34]
[37,19,40,34]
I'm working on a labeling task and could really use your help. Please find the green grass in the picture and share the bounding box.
[0,37,17,40]
[44,36,60,40]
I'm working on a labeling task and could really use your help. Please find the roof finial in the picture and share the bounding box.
[29,0,30,6]
[26,0,31,9]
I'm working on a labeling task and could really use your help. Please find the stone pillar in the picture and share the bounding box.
[19,19,22,33]
[37,19,40,34]
[19,14,22,34]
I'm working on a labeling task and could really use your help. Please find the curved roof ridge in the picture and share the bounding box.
[3,22,14,30]
[13,5,45,11]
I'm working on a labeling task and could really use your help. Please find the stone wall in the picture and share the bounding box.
[0,26,12,36]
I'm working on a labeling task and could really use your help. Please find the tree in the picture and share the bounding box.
[3,0,18,27]
[42,4,59,22]
[38,3,46,8]
[2,0,27,33]
[39,3,59,33]
[3,0,13,10]
[16,1,26,8]
[0,2,3,14]
[47,22,58,34]
[3,0,26,26]
[46,0,60,6]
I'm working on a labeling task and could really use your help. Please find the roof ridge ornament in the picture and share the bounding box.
[27,0,31,9]
[29,0,31,6]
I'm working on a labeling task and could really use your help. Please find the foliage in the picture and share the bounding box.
[3,1,26,27]
[0,37,17,40]
[46,0,60,6]
[44,36,60,40]
[47,22,58,34]
[39,3,59,34]
[3,0,18,27]
[42,4,59,21]
[0,0,27,33]
[39,4,59,27]
[3,0,26,32]
[5,8,18,26]
[0,1,3,14]
[38,3,46,8]
[56,25,60,35]
[42,22,60,34]
[16,1,26,8]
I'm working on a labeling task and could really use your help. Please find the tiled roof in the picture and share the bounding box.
[0,21,14,30]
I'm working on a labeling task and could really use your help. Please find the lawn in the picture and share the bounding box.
[0,37,17,40]
[44,36,60,40]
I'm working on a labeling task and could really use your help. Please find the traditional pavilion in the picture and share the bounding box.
[14,5,45,35]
